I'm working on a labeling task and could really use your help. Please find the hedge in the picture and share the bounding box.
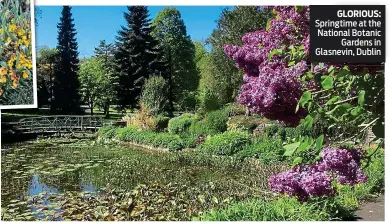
[99,126,185,151]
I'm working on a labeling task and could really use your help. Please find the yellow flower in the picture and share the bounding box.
[0,76,6,83]
[9,24,17,32]
[6,37,11,42]
[12,81,18,88]
[22,70,29,79]
[0,67,7,75]
[7,57,15,68]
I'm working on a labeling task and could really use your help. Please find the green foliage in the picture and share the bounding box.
[151,7,198,109]
[113,126,184,151]
[93,40,117,117]
[178,91,197,112]
[98,126,118,139]
[78,57,106,114]
[194,41,221,113]
[168,113,199,134]
[36,46,58,107]
[235,136,285,163]
[201,196,329,221]
[223,103,247,117]
[200,131,250,156]
[204,109,229,134]
[154,115,170,131]
[227,115,262,133]
[140,76,168,115]
[189,120,213,136]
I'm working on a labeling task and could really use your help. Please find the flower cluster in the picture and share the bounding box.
[269,147,367,201]
[0,4,32,97]
[223,6,310,126]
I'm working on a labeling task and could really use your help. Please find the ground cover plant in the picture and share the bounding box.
[0,0,34,105]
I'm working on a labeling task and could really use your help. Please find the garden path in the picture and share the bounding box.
[356,194,384,221]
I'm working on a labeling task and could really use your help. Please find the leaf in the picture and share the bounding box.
[321,76,334,90]
[326,96,340,105]
[288,61,295,67]
[303,115,313,130]
[283,142,300,156]
[268,48,282,62]
[266,18,273,31]
[350,107,362,116]
[0,61,7,68]
[358,90,365,106]
[293,157,303,165]
[296,91,311,112]
[315,135,324,150]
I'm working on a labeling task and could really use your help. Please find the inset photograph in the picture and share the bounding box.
[0,0,36,108]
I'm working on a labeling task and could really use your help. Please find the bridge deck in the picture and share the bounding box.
[3,115,104,134]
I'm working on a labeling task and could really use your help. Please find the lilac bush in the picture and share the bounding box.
[223,6,310,126]
[269,147,367,201]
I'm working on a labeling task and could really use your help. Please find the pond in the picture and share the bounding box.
[1,138,285,220]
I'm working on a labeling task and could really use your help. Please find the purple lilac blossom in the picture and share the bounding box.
[269,147,367,200]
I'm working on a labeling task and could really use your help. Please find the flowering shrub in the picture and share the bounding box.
[223,6,383,201]
[269,147,367,201]
[0,0,33,104]
[223,6,309,126]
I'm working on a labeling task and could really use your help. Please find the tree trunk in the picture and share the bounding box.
[105,102,110,118]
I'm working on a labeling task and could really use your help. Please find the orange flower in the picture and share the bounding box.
[0,87,2,96]
[0,67,7,75]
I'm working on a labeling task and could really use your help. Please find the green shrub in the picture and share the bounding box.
[204,109,229,134]
[200,131,250,156]
[189,120,212,136]
[98,126,118,139]
[155,115,170,132]
[197,88,221,114]
[152,133,184,151]
[140,76,168,115]
[168,113,199,134]
[227,115,262,133]
[223,103,247,117]
[201,197,329,221]
[235,136,285,163]
[114,126,185,151]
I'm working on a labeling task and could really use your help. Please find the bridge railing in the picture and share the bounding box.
[14,115,103,133]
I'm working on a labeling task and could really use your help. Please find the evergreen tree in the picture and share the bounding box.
[151,7,198,113]
[52,6,82,114]
[114,6,162,110]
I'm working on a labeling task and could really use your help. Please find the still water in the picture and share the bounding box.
[1,138,283,220]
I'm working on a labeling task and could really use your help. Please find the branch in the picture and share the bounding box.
[334,96,358,105]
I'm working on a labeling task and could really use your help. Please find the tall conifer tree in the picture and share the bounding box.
[52,6,81,114]
[115,6,162,109]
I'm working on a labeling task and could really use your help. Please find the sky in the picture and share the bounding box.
[35,6,233,58]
